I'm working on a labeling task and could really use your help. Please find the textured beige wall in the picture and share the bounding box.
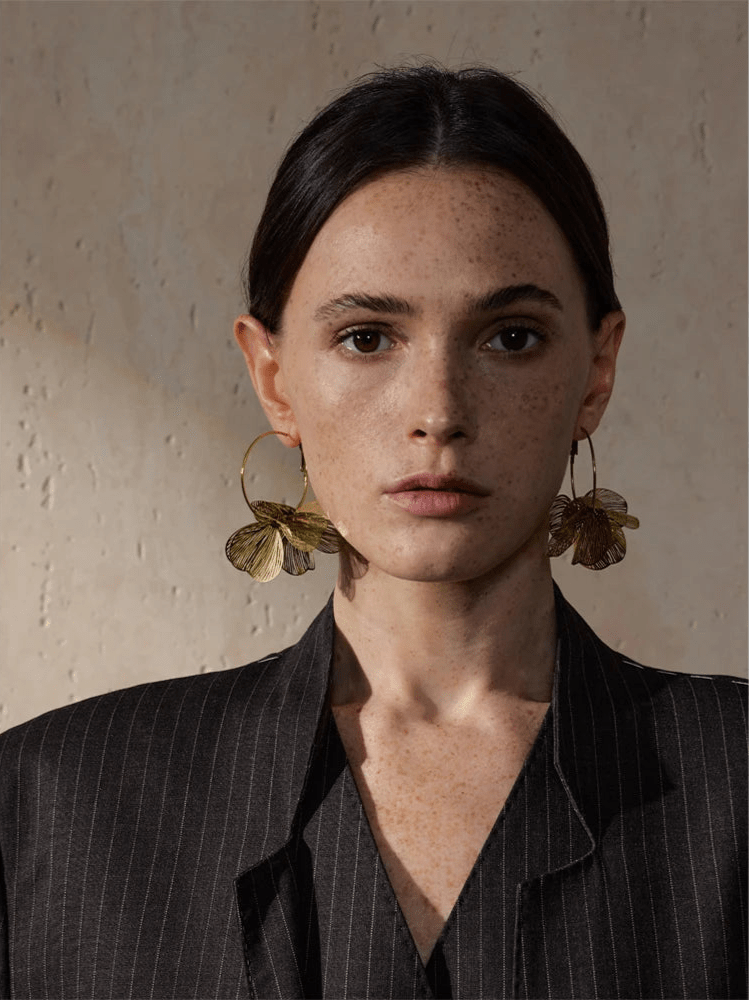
[1,0,746,730]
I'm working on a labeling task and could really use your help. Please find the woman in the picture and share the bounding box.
[0,65,745,1000]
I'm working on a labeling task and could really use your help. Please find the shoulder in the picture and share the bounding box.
[556,591,747,810]
[0,598,334,826]
[601,654,747,806]
[558,589,746,741]
[0,646,301,801]
[614,653,747,733]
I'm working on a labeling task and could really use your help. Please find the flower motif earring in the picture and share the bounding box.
[225,430,341,582]
[547,429,639,570]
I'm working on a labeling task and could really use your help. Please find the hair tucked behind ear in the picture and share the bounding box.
[245,63,620,333]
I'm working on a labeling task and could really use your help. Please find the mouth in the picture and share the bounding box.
[384,474,490,517]
[385,473,490,496]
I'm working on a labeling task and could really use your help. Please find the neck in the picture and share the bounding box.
[331,552,557,719]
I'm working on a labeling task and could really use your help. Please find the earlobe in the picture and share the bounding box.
[234,315,300,446]
[574,310,625,439]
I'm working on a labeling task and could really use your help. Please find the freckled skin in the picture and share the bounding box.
[236,167,624,963]
[276,168,600,583]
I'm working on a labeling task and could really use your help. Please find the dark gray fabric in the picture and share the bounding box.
[0,589,746,999]
[302,705,558,999]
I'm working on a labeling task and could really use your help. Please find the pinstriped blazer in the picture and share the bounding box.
[0,589,746,999]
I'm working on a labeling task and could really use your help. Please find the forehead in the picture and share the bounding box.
[287,166,585,313]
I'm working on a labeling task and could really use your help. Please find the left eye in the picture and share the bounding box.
[486,326,542,352]
[339,328,394,354]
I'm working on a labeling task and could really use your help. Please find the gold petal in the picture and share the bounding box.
[315,522,343,554]
[607,510,640,530]
[548,493,572,530]
[249,500,296,525]
[283,510,330,551]
[247,501,329,551]
[225,523,284,581]
[572,510,626,569]
[547,496,587,557]
[582,488,629,515]
[281,539,315,575]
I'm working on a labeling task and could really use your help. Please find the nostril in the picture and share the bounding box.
[410,425,468,442]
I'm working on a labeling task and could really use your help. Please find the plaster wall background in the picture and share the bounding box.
[1,0,746,730]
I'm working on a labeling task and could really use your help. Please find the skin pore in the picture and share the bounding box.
[236,166,624,963]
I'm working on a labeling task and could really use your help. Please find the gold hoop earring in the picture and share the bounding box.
[225,430,341,582]
[547,428,639,570]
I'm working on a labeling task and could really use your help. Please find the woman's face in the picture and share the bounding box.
[241,167,622,584]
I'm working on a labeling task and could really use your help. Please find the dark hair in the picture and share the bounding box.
[245,64,621,332]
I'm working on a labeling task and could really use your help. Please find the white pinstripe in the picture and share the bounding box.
[710,678,747,972]
[43,702,81,999]
[388,905,397,997]
[208,668,266,994]
[538,876,551,997]
[75,690,127,998]
[645,671,687,998]
[366,850,379,998]
[260,646,306,860]
[134,677,219,997]
[617,667,665,996]
[477,863,483,1000]
[216,641,298,986]
[686,677,731,986]
[303,712,331,978]
[322,765,348,997]
[168,673,240,994]
[555,766,577,997]
[105,680,175,996]
[594,649,642,995]
[668,684,710,997]
[342,798,363,1000]
[577,626,621,999]
[284,643,320,831]
[60,701,101,996]
[250,861,282,998]
[90,686,149,999]
[558,872,575,997]
[559,619,597,998]
[455,897,460,998]
[501,812,506,984]
[23,712,53,999]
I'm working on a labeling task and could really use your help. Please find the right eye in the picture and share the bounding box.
[338,328,394,354]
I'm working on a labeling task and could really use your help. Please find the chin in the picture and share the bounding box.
[352,520,549,585]
[364,545,521,585]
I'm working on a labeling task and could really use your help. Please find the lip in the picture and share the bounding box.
[384,473,490,517]
[386,473,491,494]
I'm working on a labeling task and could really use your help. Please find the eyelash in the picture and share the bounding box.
[484,323,546,353]
[334,321,548,356]
[335,326,395,355]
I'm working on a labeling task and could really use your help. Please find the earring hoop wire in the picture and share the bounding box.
[570,428,597,508]
[240,430,309,511]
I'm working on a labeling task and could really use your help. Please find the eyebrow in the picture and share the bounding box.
[312,283,563,322]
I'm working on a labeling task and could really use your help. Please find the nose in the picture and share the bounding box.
[406,347,474,446]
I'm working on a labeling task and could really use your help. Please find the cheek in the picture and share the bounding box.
[281,367,380,511]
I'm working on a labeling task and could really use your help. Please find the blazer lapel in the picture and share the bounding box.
[513,589,664,998]
[236,840,320,1000]
[235,599,335,999]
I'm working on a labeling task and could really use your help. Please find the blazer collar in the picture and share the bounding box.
[235,586,650,995]
[238,585,650,866]
[551,583,659,851]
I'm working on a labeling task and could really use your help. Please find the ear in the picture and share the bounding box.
[574,310,625,439]
[234,315,300,446]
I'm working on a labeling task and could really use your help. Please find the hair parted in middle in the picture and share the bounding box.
[245,63,621,335]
